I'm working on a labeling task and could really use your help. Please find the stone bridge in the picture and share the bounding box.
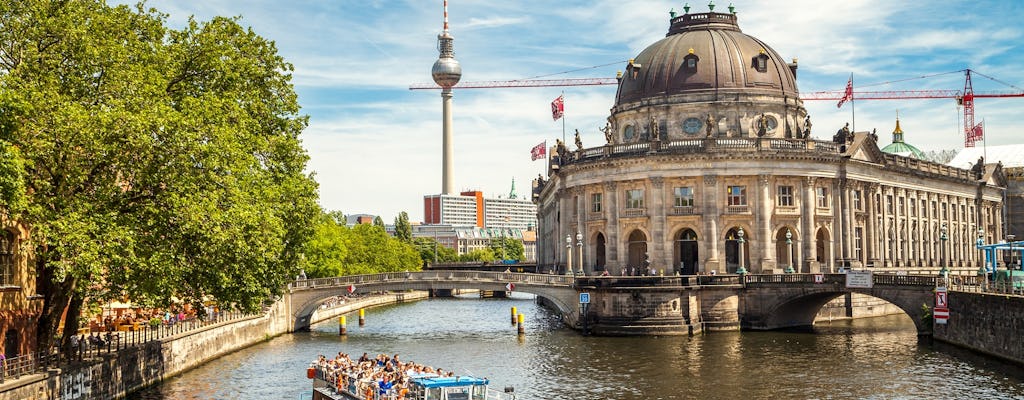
[286,271,948,336]
[287,271,578,331]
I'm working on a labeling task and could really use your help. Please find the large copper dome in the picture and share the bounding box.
[615,12,799,106]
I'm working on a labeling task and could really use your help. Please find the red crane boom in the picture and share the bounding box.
[410,69,1024,147]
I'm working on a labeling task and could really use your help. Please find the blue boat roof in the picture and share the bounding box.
[410,376,489,388]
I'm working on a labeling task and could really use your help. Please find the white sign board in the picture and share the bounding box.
[935,287,948,308]
[934,308,949,324]
[845,270,874,288]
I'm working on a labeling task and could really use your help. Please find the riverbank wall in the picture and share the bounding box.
[933,290,1024,365]
[0,292,426,400]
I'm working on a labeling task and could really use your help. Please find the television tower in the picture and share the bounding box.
[432,0,462,195]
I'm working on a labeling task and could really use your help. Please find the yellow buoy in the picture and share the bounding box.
[359,308,366,326]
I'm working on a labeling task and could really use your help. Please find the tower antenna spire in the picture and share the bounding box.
[432,0,462,195]
[443,0,449,32]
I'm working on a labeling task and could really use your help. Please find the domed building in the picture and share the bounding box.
[880,115,926,159]
[535,8,1006,276]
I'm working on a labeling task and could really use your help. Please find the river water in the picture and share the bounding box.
[129,294,1024,400]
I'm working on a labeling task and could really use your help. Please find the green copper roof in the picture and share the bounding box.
[881,141,925,159]
[880,115,925,159]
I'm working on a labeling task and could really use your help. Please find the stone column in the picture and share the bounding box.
[704,175,721,272]
[843,181,857,267]
[650,176,668,274]
[866,184,878,266]
[759,174,776,272]
[880,186,890,267]
[576,188,588,274]
[559,190,573,273]
[604,181,620,272]
[803,177,816,273]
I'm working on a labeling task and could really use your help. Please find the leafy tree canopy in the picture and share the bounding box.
[304,211,421,278]
[0,1,318,348]
[393,211,411,243]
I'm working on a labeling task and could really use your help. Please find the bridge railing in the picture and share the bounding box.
[289,271,575,291]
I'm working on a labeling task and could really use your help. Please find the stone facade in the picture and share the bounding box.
[534,10,1007,277]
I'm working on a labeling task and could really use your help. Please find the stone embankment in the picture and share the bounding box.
[0,291,427,400]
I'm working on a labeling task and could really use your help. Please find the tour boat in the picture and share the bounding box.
[308,364,514,400]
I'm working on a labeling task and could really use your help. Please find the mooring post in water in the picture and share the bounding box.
[359,308,366,326]
[510,306,517,325]
[517,313,525,336]
[339,316,347,336]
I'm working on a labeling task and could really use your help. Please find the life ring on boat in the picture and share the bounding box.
[952,276,962,285]
[365,387,374,400]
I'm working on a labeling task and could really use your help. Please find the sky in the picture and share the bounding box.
[120,0,1024,223]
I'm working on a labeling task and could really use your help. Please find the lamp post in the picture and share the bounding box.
[939,223,949,281]
[736,227,748,275]
[784,228,795,274]
[977,228,987,284]
[1010,234,1017,272]
[576,232,584,276]
[565,234,573,276]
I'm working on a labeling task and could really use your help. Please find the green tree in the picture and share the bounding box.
[373,216,385,228]
[0,2,319,349]
[394,211,412,242]
[489,237,525,261]
[411,237,457,264]
[304,211,422,278]
[460,248,497,262]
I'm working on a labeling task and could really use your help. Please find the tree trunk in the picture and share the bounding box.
[35,252,76,353]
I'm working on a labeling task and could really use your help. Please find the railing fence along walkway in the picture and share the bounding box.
[0,311,248,384]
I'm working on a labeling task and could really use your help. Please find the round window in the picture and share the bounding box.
[765,115,778,132]
[683,117,703,134]
[623,124,635,140]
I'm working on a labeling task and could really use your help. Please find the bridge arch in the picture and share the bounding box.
[740,275,936,335]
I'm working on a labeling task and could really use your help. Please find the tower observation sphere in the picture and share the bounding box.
[432,31,462,88]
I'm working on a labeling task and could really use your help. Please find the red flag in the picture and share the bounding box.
[505,282,515,291]
[551,95,564,121]
[967,121,984,146]
[837,77,853,108]
[530,141,547,161]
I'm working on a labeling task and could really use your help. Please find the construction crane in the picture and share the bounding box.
[801,70,1024,147]
[410,69,1024,147]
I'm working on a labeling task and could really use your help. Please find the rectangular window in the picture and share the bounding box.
[591,193,602,213]
[943,203,948,220]
[854,227,863,260]
[674,187,694,207]
[932,201,937,218]
[887,195,894,214]
[0,231,13,286]
[921,199,927,218]
[961,205,966,221]
[778,185,794,207]
[727,186,747,206]
[899,197,905,216]
[853,190,862,211]
[816,187,829,208]
[626,189,644,209]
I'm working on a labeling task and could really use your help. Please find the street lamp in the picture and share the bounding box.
[736,227,748,275]
[977,228,987,283]
[576,232,584,276]
[939,223,949,280]
[784,228,795,274]
[565,234,573,276]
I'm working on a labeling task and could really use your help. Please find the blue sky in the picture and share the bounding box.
[124,0,1024,222]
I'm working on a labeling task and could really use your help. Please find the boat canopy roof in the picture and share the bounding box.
[410,376,489,388]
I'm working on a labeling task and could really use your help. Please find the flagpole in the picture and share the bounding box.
[560,90,566,144]
[545,139,549,177]
[982,118,987,163]
[850,73,856,133]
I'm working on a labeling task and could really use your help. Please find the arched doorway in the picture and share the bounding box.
[725,227,750,273]
[595,233,607,271]
[674,229,698,275]
[775,228,796,271]
[816,227,831,271]
[627,230,648,273]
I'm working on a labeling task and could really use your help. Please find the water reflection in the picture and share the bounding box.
[129,295,1024,400]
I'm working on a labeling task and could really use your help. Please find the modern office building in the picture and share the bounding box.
[424,183,538,230]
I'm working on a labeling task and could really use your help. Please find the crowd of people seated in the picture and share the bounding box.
[312,352,457,399]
